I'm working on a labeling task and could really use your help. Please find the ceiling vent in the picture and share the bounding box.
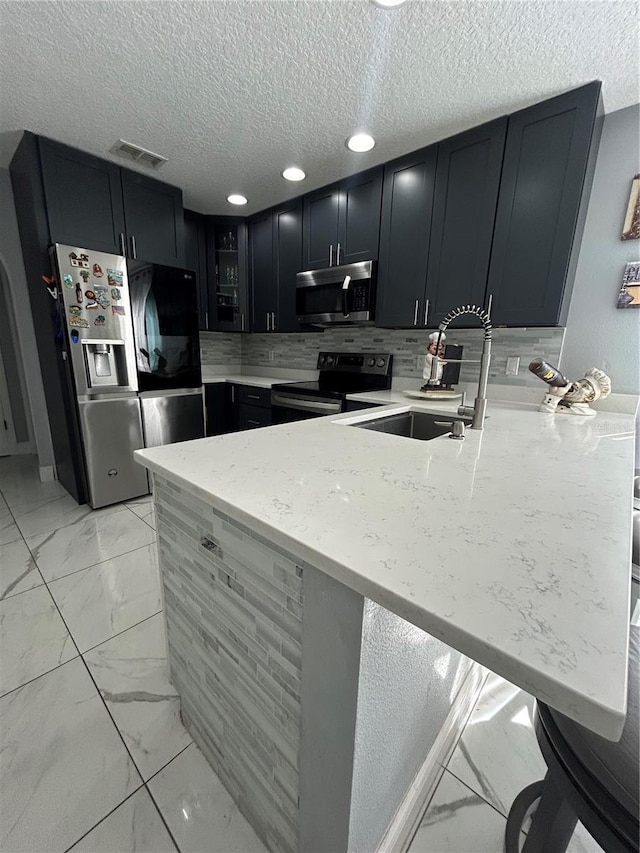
[110,139,168,170]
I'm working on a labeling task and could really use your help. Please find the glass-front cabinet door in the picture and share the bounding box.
[206,217,248,332]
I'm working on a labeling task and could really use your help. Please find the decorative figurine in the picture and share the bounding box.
[529,359,611,416]
[423,331,447,385]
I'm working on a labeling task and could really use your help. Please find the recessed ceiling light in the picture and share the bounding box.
[227,194,248,206]
[346,133,376,153]
[370,0,407,7]
[282,167,306,182]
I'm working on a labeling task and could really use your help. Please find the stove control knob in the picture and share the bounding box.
[367,357,376,367]
[326,355,335,366]
[318,355,326,366]
[377,358,386,368]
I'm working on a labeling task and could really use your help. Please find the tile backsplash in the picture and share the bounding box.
[201,327,565,388]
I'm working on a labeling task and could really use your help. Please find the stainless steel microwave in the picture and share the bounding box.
[295,261,376,326]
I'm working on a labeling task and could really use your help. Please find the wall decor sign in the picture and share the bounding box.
[617,261,640,308]
[622,174,640,241]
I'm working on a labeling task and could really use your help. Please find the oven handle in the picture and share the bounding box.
[342,274,352,318]
[271,392,342,415]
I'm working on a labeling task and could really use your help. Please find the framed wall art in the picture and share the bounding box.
[617,261,640,308]
[621,174,640,240]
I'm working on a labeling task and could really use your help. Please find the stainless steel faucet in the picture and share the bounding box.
[428,303,493,430]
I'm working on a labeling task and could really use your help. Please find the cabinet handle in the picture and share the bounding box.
[336,242,341,265]
[413,299,419,326]
[486,293,494,318]
[271,312,276,330]
[329,244,334,266]
[248,420,260,427]
[231,386,235,403]
[423,299,429,326]
[205,311,209,328]
[119,233,126,256]
[241,314,245,332]
[266,312,270,331]
[247,394,260,400]
[130,235,137,259]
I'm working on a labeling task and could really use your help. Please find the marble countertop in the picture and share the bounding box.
[201,373,293,388]
[136,399,636,740]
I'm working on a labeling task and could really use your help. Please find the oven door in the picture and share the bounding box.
[296,261,375,326]
[271,391,343,424]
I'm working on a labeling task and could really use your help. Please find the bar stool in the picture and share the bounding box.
[504,623,639,853]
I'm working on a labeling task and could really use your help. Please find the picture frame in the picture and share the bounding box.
[621,174,640,240]
[617,261,640,309]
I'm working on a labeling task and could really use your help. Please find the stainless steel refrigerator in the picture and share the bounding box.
[53,244,204,508]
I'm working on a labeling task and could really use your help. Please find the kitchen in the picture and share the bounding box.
[0,2,638,853]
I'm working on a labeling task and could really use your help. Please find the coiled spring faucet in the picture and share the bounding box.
[428,303,493,430]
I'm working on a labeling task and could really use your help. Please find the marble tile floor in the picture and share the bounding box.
[0,455,606,853]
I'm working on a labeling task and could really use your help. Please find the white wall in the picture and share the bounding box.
[0,168,55,472]
[562,104,640,395]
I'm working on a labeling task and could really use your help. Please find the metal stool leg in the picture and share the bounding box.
[520,772,578,853]
[504,781,545,853]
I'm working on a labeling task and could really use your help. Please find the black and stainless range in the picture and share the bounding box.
[271,351,392,424]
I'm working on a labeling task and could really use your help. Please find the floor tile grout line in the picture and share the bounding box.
[61,783,147,853]
[76,650,185,853]
[32,538,158,586]
[0,652,82,701]
[142,741,193,787]
[80,609,164,657]
[442,766,513,822]
[143,745,195,853]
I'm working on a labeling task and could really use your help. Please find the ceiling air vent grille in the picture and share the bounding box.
[110,139,168,170]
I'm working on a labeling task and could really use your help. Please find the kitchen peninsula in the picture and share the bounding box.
[136,398,635,853]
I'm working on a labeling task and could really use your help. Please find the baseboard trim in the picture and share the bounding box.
[376,663,487,853]
[39,464,56,483]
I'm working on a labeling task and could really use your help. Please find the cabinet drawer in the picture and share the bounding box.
[236,385,272,408]
[237,403,272,430]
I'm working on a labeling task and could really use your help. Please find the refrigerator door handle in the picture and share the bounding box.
[119,233,126,256]
[130,235,137,259]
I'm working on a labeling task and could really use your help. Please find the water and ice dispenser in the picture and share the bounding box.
[82,341,128,389]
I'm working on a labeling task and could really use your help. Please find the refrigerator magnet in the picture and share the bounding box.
[92,264,104,278]
[80,270,90,284]
[111,305,125,316]
[97,294,110,309]
[69,252,89,269]
[68,305,81,316]
[63,274,74,288]
[94,315,106,327]
[85,290,98,308]
[94,285,108,295]
[107,269,123,286]
[71,329,80,343]
[69,315,89,328]
[110,287,121,301]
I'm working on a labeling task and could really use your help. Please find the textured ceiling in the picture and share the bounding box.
[0,1,638,215]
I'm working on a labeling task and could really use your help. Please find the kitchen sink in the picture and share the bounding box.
[349,410,471,441]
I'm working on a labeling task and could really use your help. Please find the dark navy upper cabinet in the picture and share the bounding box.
[38,135,185,267]
[487,82,602,327]
[376,147,437,327]
[302,168,382,270]
[425,117,507,327]
[39,137,126,254]
[249,199,303,333]
[272,198,303,332]
[121,169,185,267]
[184,209,208,329]
[249,210,275,332]
[338,168,383,265]
[302,185,340,269]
